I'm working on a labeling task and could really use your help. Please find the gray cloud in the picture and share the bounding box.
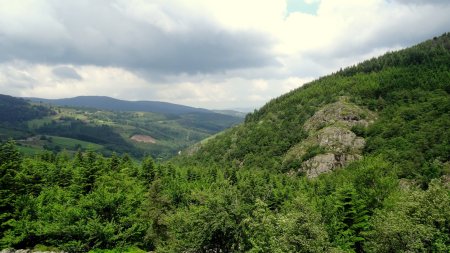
[52,66,82,80]
[1,0,449,109]
[0,1,277,76]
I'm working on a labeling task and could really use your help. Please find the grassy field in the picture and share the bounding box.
[16,135,104,157]
[51,136,104,151]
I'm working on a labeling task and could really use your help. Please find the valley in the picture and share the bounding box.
[0,95,243,159]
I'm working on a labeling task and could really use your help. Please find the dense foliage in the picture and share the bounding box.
[0,95,52,124]
[1,34,449,252]
[0,141,448,252]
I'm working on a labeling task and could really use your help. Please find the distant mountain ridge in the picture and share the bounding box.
[27,96,212,115]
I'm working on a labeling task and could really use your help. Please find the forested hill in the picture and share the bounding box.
[0,94,53,123]
[0,34,449,253]
[177,32,450,180]
[28,96,212,115]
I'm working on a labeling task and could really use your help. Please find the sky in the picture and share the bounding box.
[0,0,449,110]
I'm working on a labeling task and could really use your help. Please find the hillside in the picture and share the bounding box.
[28,96,210,115]
[177,33,450,180]
[0,95,54,140]
[0,96,243,159]
[0,95,53,124]
[0,34,449,253]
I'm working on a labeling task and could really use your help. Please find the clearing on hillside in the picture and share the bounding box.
[130,134,157,144]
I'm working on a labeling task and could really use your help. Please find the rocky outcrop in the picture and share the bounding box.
[303,97,376,132]
[283,97,376,178]
[302,153,362,178]
[316,126,365,153]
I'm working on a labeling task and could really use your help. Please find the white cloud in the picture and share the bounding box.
[252,80,269,92]
[304,0,321,5]
[113,0,186,33]
[281,77,314,93]
[174,0,286,32]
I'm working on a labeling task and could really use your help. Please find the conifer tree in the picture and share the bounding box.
[331,184,369,252]
[139,156,156,185]
[0,140,22,241]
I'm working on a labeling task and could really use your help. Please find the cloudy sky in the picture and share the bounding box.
[1,0,449,110]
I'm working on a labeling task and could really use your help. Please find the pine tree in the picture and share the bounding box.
[0,140,22,241]
[331,184,369,252]
[228,169,238,185]
[109,152,120,171]
[139,156,156,184]
[209,167,218,182]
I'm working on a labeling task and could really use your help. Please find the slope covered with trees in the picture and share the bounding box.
[0,96,242,159]
[0,95,53,124]
[1,34,449,252]
[178,33,450,183]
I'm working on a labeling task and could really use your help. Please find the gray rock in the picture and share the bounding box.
[317,126,365,153]
[302,153,361,178]
[302,153,336,177]
[303,98,376,132]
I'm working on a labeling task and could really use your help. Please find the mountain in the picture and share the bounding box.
[27,96,212,115]
[0,95,243,159]
[1,34,449,253]
[177,33,450,179]
[164,32,450,251]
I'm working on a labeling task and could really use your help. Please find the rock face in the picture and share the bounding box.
[283,97,376,178]
[302,153,362,178]
[303,98,376,132]
[317,126,365,153]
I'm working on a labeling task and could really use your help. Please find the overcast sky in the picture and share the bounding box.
[1,0,449,110]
